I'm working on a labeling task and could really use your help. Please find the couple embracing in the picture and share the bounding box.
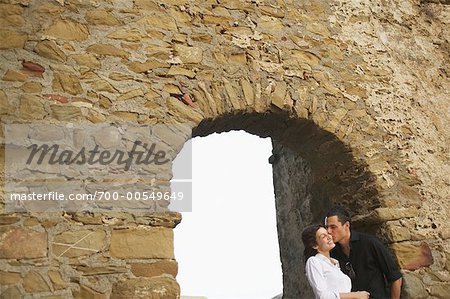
[302,206,403,299]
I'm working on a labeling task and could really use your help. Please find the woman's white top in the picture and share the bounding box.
[305,253,352,299]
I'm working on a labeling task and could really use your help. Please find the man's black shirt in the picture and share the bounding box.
[331,231,402,299]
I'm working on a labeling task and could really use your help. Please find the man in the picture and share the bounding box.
[325,206,402,299]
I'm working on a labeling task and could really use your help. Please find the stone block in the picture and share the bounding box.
[0,29,26,49]
[0,271,21,284]
[166,97,204,123]
[52,73,83,95]
[0,286,21,299]
[45,19,88,41]
[110,227,174,259]
[174,44,203,64]
[3,69,28,81]
[429,283,450,299]
[19,94,47,119]
[402,272,428,299]
[35,40,66,62]
[0,215,20,225]
[0,227,47,259]
[111,276,180,299]
[391,242,433,270]
[131,260,178,278]
[50,105,83,121]
[48,270,67,290]
[86,9,121,26]
[76,265,127,276]
[87,44,128,58]
[23,271,51,292]
[386,225,411,242]
[52,229,106,257]
[73,285,107,299]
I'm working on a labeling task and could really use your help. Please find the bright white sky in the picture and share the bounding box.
[171,130,283,299]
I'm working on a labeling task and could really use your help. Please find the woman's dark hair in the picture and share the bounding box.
[301,224,325,263]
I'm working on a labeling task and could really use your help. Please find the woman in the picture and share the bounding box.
[301,224,370,299]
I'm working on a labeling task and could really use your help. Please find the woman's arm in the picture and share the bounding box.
[339,291,370,299]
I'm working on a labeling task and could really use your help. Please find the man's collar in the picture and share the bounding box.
[350,230,361,242]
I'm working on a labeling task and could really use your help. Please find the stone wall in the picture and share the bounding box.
[1,0,449,298]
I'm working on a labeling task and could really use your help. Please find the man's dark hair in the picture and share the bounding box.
[326,206,352,225]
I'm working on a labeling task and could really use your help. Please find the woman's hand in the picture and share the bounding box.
[354,291,370,299]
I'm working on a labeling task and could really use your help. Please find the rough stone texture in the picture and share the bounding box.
[52,229,106,258]
[23,271,51,293]
[391,242,434,270]
[0,228,47,259]
[111,277,180,299]
[0,0,449,298]
[130,260,178,278]
[110,227,174,259]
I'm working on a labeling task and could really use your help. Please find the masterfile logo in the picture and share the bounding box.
[4,123,192,213]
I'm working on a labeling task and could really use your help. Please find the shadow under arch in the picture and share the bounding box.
[192,110,381,298]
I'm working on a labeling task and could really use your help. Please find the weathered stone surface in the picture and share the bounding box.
[0,29,26,49]
[111,111,139,121]
[86,9,121,26]
[429,283,450,299]
[50,105,83,121]
[174,44,203,64]
[87,44,128,58]
[386,225,411,242]
[3,69,28,81]
[271,81,287,109]
[110,227,174,259]
[108,28,146,42]
[137,15,178,32]
[71,54,101,68]
[402,272,428,299]
[73,285,107,299]
[35,40,66,62]
[0,286,21,299]
[35,3,64,15]
[166,97,203,123]
[52,72,83,95]
[48,270,67,290]
[127,60,168,73]
[0,227,47,259]
[23,271,51,292]
[0,215,20,225]
[21,82,43,93]
[391,242,433,270]
[354,207,420,226]
[167,66,196,78]
[0,90,10,114]
[76,265,127,276]
[45,19,89,41]
[0,271,21,284]
[117,88,144,101]
[111,277,180,299]
[130,260,178,278]
[52,229,106,257]
[90,79,116,93]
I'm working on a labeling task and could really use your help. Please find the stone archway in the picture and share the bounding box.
[1,0,449,298]
[191,111,386,298]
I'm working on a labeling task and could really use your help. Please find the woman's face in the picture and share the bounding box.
[314,227,335,253]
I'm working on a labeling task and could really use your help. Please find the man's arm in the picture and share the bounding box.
[390,277,402,299]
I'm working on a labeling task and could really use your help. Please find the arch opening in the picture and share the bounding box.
[174,131,282,299]
[186,110,381,298]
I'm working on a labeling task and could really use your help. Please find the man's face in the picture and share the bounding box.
[325,215,349,243]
